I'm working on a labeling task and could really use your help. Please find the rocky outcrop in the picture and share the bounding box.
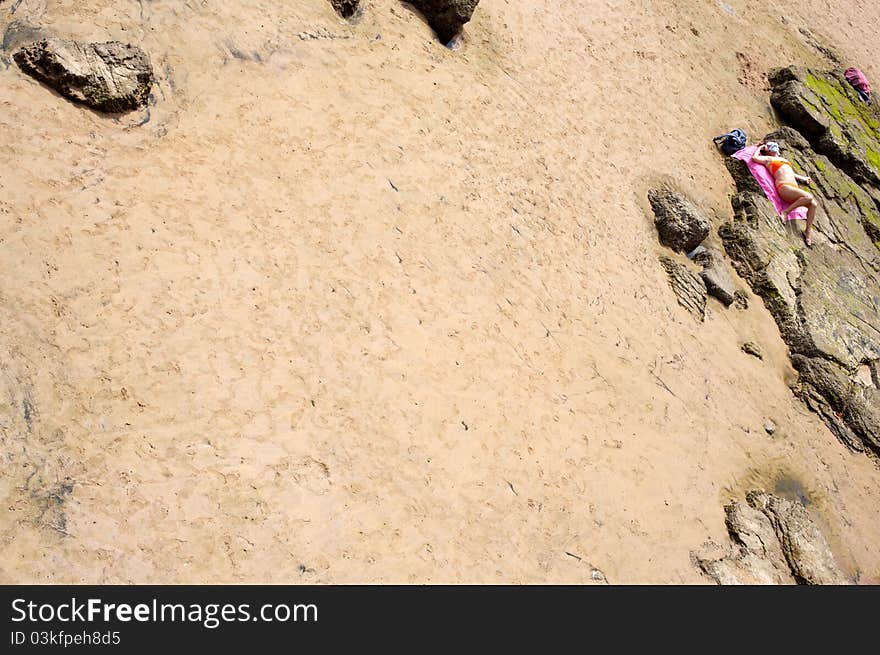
[696,491,849,585]
[648,189,711,253]
[329,0,361,19]
[770,66,880,205]
[659,256,706,321]
[720,126,880,457]
[407,1,480,44]
[791,355,880,454]
[692,247,737,306]
[13,38,153,113]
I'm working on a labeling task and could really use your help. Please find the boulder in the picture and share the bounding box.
[659,256,706,321]
[692,247,737,306]
[695,492,849,585]
[14,38,152,113]
[749,492,849,585]
[769,66,880,203]
[648,189,711,253]
[697,499,794,584]
[329,0,361,19]
[407,1,481,44]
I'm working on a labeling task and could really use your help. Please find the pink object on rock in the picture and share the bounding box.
[733,146,808,221]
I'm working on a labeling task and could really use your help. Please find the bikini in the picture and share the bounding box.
[767,157,798,191]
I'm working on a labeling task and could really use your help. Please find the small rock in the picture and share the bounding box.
[733,290,749,310]
[14,38,153,113]
[407,1,481,44]
[329,0,361,19]
[590,568,606,582]
[764,420,776,435]
[742,342,763,360]
[687,245,708,260]
[648,189,711,253]
[693,247,737,306]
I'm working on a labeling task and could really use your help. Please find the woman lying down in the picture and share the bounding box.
[752,141,817,247]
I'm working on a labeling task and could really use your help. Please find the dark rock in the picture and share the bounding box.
[407,1,481,44]
[769,66,880,202]
[648,189,711,253]
[329,0,361,19]
[720,130,880,457]
[742,342,763,359]
[14,38,152,113]
[659,256,706,321]
[733,290,749,309]
[791,355,880,455]
[695,492,849,585]
[693,247,737,306]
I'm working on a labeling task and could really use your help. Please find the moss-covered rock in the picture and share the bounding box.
[720,129,880,457]
[762,127,880,268]
[770,66,880,202]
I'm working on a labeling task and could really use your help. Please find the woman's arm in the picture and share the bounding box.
[795,174,813,184]
[751,143,771,163]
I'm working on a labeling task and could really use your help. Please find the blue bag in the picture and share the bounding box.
[713,129,747,156]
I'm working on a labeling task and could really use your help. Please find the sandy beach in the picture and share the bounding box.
[1,0,879,583]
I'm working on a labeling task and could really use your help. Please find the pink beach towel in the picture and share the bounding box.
[733,146,808,221]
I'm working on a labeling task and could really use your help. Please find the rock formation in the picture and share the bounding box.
[407,1,481,44]
[720,113,880,457]
[692,247,737,306]
[770,66,880,204]
[696,491,849,585]
[13,38,153,113]
[329,0,361,20]
[659,256,707,321]
[648,189,711,253]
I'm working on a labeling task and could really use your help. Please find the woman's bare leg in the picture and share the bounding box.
[778,186,818,246]
[803,197,818,246]
[778,185,813,220]
[780,195,812,220]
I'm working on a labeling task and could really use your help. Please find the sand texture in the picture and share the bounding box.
[1,1,879,583]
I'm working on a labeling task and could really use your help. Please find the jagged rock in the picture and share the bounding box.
[407,1,481,44]
[742,342,763,359]
[698,499,794,584]
[659,256,706,321]
[762,127,880,267]
[769,66,880,203]
[329,0,361,19]
[749,492,849,585]
[733,290,749,309]
[720,129,880,456]
[791,355,880,455]
[696,492,849,585]
[692,247,737,306]
[13,38,152,113]
[648,189,711,253]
